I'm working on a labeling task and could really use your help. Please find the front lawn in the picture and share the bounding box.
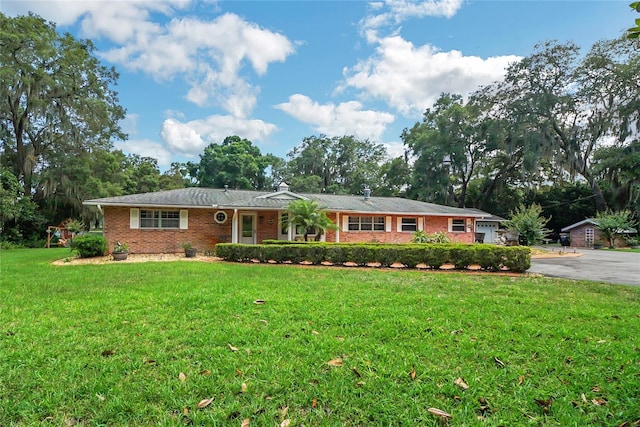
[1,249,639,426]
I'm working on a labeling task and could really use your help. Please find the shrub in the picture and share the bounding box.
[71,235,107,258]
[215,243,531,273]
[503,203,551,246]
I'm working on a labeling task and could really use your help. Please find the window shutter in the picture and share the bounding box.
[385,216,392,232]
[130,208,139,229]
[180,210,188,229]
[418,217,424,231]
[397,217,402,232]
[342,215,349,231]
[447,218,452,232]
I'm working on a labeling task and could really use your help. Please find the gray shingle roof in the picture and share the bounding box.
[84,187,488,217]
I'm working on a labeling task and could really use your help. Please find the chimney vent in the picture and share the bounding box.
[363,187,371,200]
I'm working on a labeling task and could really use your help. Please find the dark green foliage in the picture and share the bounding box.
[215,243,531,273]
[71,235,107,258]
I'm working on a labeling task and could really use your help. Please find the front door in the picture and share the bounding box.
[240,213,256,244]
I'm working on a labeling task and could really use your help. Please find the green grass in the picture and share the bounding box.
[1,249,639,426]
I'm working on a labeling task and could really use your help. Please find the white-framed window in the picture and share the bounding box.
[348,216,385,231]
[140,209,180,229]
[400,218,417,232]
[214,210,228,224]
[449,219,465,232]
[281,212,289,235]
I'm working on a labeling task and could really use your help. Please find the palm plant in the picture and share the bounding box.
[286,199,338,241]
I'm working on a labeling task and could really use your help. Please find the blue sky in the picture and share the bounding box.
[2,1,634,169]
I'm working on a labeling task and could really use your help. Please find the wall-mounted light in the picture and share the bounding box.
[259,216,264,224]
[267,218,275,225]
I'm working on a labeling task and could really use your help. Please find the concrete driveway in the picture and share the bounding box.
[529,248,640,286]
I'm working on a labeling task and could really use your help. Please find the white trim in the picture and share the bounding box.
[239,212,257,244]
[179,210,188,229]
[129,208,139,229]
[231,209,238,243]
[214,210,228,224]
[256,190,308,200]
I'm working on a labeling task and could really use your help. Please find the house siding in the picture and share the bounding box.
[335,214,474,244]
[104,207,232,254]
[103,208,475,253]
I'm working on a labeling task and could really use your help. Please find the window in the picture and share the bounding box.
[450,219,465,232]
[214,211,227,224]
[140,210,180,229]
[401,218,417,232]
[280,212,289,235]
[348,216,385,231]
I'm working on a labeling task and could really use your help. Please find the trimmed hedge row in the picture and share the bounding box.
[215,243,531,273]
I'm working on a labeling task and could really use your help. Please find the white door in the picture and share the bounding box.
[476,222,497,243]
[240,214,256,244]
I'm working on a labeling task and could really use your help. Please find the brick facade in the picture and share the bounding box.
[104,207,476,254]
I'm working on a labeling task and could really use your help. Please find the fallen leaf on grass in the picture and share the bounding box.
[591,398,607,406]
[454,377,469,390]
[311,330,320,335]
[312,397,317,408]
[518,375,524,385]
[493,357,505,368]
[236,369,244,376]
[581,393,587,403]
[228,344,239,352]
[259,319,268,325]
[352,367,362,377]
[356,381,366,387]
[253,299,266,305]
[197,397,214,409]
[179,372,186,382]
[241,418,250,427]
[409,366,417,380]
[327,358,343,367]
[241,383,248,393]
[200,369,211,375]
[428,407,452,419]
[145,359,156,365]
[534,397,553,412]
[101,350,116,357]
[183,407,189,415]
[280,420,290,427]
[96,393,105,401]
[280,405,289,418]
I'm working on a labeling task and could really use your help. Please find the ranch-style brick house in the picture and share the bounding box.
[84,183,498,254]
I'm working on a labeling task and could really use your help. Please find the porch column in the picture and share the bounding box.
[232,209,238,243]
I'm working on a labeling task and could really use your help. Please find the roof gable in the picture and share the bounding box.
[256,190,308,200]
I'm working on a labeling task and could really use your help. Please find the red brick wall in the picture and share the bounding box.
[104,207,231,254]
[332,214,474,244]
[104,207,475,253]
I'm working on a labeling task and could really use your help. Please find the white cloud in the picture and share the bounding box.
[361,0,463,36]
[341,35,521,116]
[100,12,294,115]
[120,113,140,136]
[5,1,294,117]
[114,138,173,167]
[382,141,406,159]
[160,119,206,156]
[275,94,395,141]
[161,116,278,157]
